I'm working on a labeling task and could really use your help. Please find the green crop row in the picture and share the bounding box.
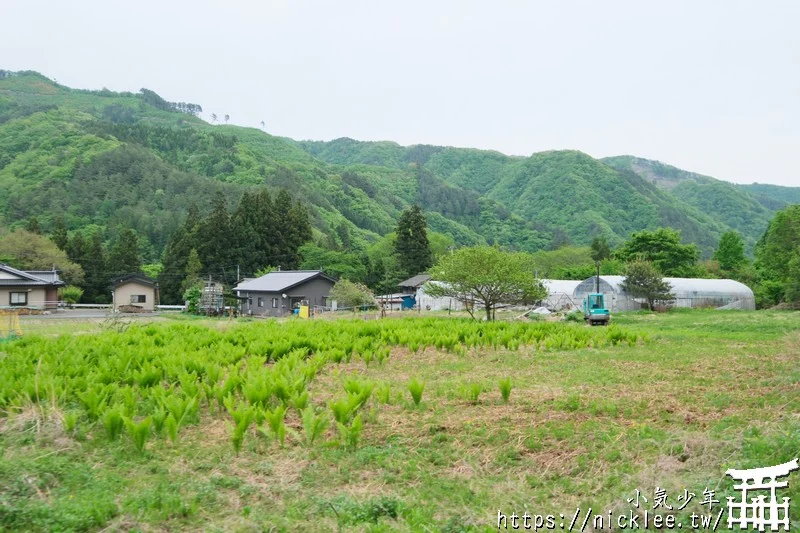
[0,318,643,452]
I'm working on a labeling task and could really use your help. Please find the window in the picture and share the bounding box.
[257,297,263,307]
[9,292,27,306]
[247,298,252,307]
[130,295,146,303]
[272,298,278,308]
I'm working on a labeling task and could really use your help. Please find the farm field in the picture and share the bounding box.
[0,311,799,531]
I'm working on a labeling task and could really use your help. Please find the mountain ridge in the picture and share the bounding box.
[1,69,797,264]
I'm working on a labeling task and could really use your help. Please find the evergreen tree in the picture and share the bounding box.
[159,204,201,304]
[198,191,232,280]
[51,216,68,251]
[620,260,675,311]
[394,205,432,277]
[82,231,108,303]
[107,228,141,277]
[336,222,351,251]
[67,232,86,265]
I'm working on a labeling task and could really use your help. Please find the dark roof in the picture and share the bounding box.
[112,274,158,288]
[398,274,431,288]
[234,270,337,293]
[0,264,65,287]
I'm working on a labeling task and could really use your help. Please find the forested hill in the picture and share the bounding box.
[1,70,796,263]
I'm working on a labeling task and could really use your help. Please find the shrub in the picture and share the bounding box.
[59,285,84,305]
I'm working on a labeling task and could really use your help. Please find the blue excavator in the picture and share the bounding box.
[582,276,610,326]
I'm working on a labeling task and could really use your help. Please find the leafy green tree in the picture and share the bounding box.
[590,236,612,288]
[0,229,84,284]
[299,243,367,281]
[395,205,432,277]
[181,248,203,293]
[59,285,84,305]
[713,231,746,273]
[590,236,612,264]
[620,260,674,311]
[25,217,41,234]
[50,216,68,251]
[328,279,375,310]
[426,246,547,321]
[615,228,699,277]
[107,228,141,277]
[755,205,800,306]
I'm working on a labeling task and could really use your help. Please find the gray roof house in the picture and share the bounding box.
[0,264,65,309]
[398,274,431,294]
[234,270,337,317]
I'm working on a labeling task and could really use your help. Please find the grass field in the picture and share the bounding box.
[1,310,798,532]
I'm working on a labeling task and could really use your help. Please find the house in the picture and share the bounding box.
[398,274,431,296]
[112,274,159,312]
[0,264,65,310]
[234,270,337,317]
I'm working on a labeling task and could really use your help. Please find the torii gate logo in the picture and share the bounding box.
[726,458,799,531]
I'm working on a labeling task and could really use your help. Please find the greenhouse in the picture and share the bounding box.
[572,275,756,311]
[540,280,582,311]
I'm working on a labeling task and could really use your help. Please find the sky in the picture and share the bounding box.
[3,0,799,186]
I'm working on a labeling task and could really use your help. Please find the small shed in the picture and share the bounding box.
[112,274,159,312]
[398,274,431,296]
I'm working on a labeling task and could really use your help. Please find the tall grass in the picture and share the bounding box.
[407,379,425,407]
[499,378,512,403]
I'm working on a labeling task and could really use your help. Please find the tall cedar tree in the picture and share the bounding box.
[274,189,312,269]
[107,228,141,277]
[51,216,68,251]
[395,205,432,277]
[82,231,108,303]
[198,191,232,280]
[67,233,86,265]
[159,204,200,304]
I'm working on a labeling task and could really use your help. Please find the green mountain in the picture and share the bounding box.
[601,155,791,250]
[1,70,797,266]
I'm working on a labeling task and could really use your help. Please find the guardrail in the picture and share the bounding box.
[156,305,186,311]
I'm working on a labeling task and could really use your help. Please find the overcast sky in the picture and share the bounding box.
[4,1,799,186]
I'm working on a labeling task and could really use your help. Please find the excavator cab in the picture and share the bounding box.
[583,293,610,326]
